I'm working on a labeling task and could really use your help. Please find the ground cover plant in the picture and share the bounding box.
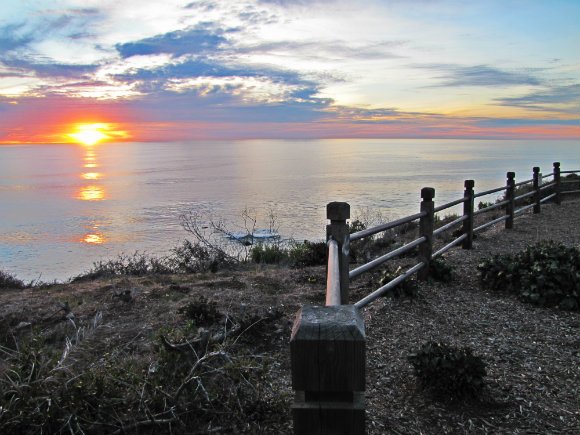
[478,240,580,310]
[408,341,487,399]
[0,295,289,434]
[0,269,26,289]
[428,257,454,283]
[377,266,418,298]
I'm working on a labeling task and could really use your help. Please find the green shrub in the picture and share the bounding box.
[434,213,459,227]
[408,341,487,399]
[73,252,173,281]
[171,239,229,272]
[348,219,366,234]
[478,241,580,310]
[563,173,580,193]
[478,201,493,210]
[177,296,222,326]
[288,241,327,267]
[250,244,288,264]
[501,183,534,204]
[0,270,26,289]
[378,266,418,298]
[428,257,454,283]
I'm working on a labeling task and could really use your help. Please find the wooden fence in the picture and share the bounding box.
[290,162,580,434]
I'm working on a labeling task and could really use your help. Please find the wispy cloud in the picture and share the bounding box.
[116,24,230,58]
[0,23,34,51]
[495,84,580,113]
[418,64,543,87]
[1,58,97,79]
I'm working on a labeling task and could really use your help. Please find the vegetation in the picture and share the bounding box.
[0,269,26,289]
[170,239,231,273]
[434,212,459,226]
[378,266,418,298]
[478,240,580,310]
[478,201,493,210]
[287,241,327,267]
[250,243,288,265]
[408,341,487,399]
[0,299,289,434]
[72,252,173,281]
[428,257,454,283]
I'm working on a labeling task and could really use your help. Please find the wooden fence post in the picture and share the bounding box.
[553,162,561,205]
[462,180,474,249]
[291,305,366,435]
[327,202,350,305]
[533,167,541,214]
[418,187,435,280]
[505,172,515,229]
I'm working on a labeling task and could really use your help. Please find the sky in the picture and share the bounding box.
[1,0,579,143]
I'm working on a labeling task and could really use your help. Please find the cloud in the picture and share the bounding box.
[1,58,97,79]
[258,0,335,7]
[116,25,230,58]
[495,84,580,113]
[111,55,318,99]
[0,23,33,52]
[235,39,405,62]
[2,91,579,143]
[418,64,543,87]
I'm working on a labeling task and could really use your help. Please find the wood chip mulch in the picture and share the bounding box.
[360,199,580,434]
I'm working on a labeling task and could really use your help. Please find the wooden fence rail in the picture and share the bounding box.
[290,161,579,434]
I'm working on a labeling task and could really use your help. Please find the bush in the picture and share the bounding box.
[72,252,173,281]
[250,244,288,264]
[378,266,418,298]
[171,239,229,272]
[348,219,366,234]
[288,241,327,267]
[478,241,580,310]
[408,341,487,399]
[428,257,454,283]
[0,270,26,289]
[434,213,459,227]
[177,296,222,326]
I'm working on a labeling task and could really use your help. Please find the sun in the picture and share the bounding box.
[69,123,109,146]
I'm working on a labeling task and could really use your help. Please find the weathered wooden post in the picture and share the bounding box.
[553,162,561,205]
[533,166,541,214]
[326,202,350,305]
[290,305,366,435]
[505,172,515,229]
[462,180,474,249]
[418,187,435,280]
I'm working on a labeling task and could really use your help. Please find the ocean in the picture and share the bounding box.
[1,139,578,281]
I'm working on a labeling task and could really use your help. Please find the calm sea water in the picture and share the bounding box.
[1,139,578,281]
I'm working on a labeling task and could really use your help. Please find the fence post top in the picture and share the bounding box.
[507,171,515,179]
[327,202,350,220]
[421,187,435,201]
[464,179,475,189]
[533,166,540,173]
[554,161,561,168]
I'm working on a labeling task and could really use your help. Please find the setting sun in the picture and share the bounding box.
[68,124,110,145]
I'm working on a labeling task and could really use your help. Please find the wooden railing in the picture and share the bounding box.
[290,161,579,434]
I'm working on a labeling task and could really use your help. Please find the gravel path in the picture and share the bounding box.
[361,199,580,434]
